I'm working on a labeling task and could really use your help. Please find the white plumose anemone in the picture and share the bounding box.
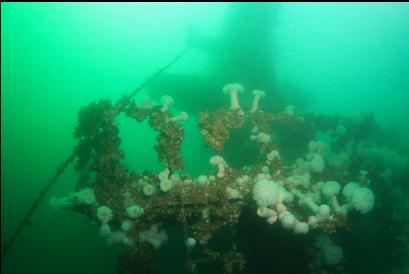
[121,219,134,232]
[96,206,113,224]
[143,184,155,196]
[310,154,325,173]
[196,175,209,187]
[322,181,341,198]
[342,182,361,201]
[253,179,279,207]
[160,179,173,192]
[351,187,375,213]
[222,83,245,110]
[294,222,309,234]
[126,205,144,219]
[99,224,112,237]
[251,89,266,112]
[186,237,196,248]
[160,95,174,112]
[319,204,331,218]
[280,212,296,229]
[170,111,189,123]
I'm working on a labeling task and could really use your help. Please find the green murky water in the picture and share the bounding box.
[2,3,409,274]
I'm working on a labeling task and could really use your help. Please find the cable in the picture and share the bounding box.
[1,47,190,259]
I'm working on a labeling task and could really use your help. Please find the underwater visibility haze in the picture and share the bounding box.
[2,2,409,274]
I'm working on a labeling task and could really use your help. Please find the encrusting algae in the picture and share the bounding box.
[51,83,382,274]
